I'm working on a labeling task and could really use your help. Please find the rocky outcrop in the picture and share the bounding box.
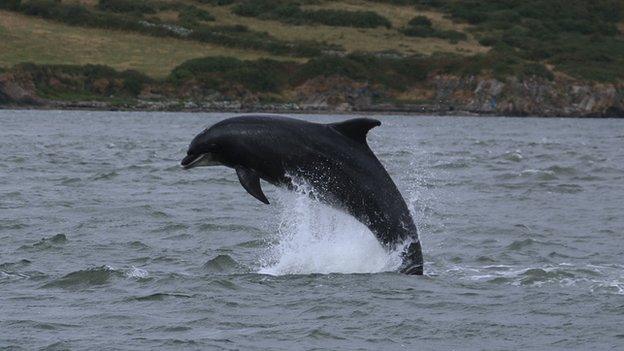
[294,76,373,111]
[0,73,42,105]
[432,75,624,117]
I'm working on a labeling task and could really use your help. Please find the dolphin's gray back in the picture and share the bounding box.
[213,116,418,247]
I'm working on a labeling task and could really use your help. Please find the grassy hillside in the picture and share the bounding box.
[0,0,624,86]
[0,0,487,76]
[0,10,295,77]
[205,0,486,55]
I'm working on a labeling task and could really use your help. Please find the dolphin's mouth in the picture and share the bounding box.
[181,154,206,170]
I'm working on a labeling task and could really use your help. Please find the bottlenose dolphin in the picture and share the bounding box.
[181,115,423,275]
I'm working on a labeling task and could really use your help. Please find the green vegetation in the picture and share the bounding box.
[0,0,21,10]
[402,15,467,43]
[6,50,559,105]
[178,5,216,24]
[13,63,153,99]
[98,0,158,14]
[419,0,624,81]
[0,10,293,77]
[4,0,337,57]
[167,51,555,93]
[233,0,392,28]
[1,0,624,86]
[170,54,432,92]
[195,0,236,5]
[170,56,292,92]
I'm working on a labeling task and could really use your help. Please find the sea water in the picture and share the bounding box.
[1,110,623,350]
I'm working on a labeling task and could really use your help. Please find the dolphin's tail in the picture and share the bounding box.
[399,241,424,275]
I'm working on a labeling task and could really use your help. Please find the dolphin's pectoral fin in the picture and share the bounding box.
[236,167,270,204]
[329,118,381,145]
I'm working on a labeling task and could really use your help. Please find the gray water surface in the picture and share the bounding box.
[1,110,623,350]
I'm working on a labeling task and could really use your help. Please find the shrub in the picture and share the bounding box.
[408,15,432,27]
[402,25,435,37]
[120,69,153,95]
[402,15,467,43]
[81,64,118,79]
[232,0,279,17]
[196,0,235,5]
[172,56,244,76]
[179,5,215,24]
[294,56,369,83]
[233,1,392,28]
[412,0,624,81]
[227,59,288,92]
[188,27,326,57]
[306,9,392,28]
[9,63,155,99]
[0,0,21,10]
[97,0,156,14]
[170,57,290,92]
[20,0,58,17]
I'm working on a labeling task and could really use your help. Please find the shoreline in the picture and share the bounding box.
[3,66,623,119]
[1,101,621,118]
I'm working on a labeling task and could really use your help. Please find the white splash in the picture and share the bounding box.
[126,266,149,278]
[258,181,403,276]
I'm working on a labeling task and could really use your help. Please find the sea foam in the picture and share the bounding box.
[258,181,403,275]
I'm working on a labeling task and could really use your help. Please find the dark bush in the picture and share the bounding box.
[402,20,467,43]
[303,9,392,28]
[232,0,280,17]
[170,57,289,92]
[81,64,118,79]
[20,0,58,17]
[57,4,91,25]
[414,0,624,81]
[170,53,438,92]
[227,59,288,92]
[172,56,244,76]
[120,69,152,96]
[294,56,368,83]
[188,27,326,57]
[196,0,235,5]
[233,1,392,28]
[0,0,21,10]
[408,16,432,27]
[97,0,156,14]
[179,5,215,24]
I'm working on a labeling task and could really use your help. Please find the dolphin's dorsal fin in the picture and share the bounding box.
[329,118,381,145]
[236,167,270,204]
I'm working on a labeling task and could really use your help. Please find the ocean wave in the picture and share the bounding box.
[18,234,67,252]
[520,169,557,180]
[450,263,624,294]
[89,171,119,181]
[203,255,245,274]
[128,292,193,302]
[42,265,149,289]
[501,150,523,162]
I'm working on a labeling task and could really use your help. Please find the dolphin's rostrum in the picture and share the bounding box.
[181,115,423,275]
